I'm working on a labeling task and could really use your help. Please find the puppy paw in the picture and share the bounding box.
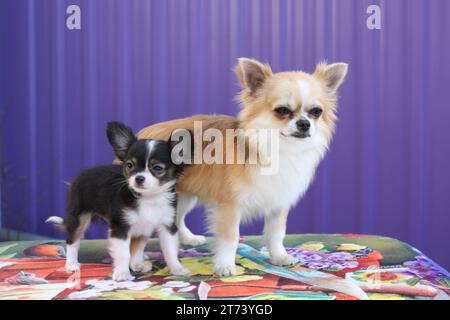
[214,263,237,277]
[130,261,153,273]
[65,261,80,273]
[270,253,297,266]
[169,265,190,276]
[112,268,134,282]
[180,234,207,246]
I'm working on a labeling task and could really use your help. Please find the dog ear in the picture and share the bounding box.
[235,58,273,95]
[168,129,193,166]
[314,62,348,93]
[106,122,137,161]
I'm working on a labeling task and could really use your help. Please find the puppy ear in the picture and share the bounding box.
[235,58,273,95]
[314,62,348,93]
[106,122,137,161]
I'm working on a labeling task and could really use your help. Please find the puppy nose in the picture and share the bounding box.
[296,119,311,132]
[135,175,145,185]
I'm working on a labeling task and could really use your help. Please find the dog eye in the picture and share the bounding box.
[152,165,164,172]
[126,162,133,169]
[274,107,292,116]
[309,107,323,117]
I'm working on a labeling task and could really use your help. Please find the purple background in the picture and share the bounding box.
[1,0,450,269]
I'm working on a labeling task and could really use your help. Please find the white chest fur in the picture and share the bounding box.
[239,135,327,218]
[124,193,175,237]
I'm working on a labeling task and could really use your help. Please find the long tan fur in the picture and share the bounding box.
[138,115,247,206]
[135,58,348,275]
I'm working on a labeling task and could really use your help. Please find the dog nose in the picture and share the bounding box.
[296,119,310,132]
[135,175,145,185]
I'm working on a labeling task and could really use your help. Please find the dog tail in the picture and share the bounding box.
[45,216,66,232]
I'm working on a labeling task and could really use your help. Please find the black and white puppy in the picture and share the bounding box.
[47,122,189,281]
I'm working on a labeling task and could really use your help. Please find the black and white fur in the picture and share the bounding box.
[47,122,189,281]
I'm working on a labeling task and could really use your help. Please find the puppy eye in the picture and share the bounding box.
[152,165,164,172]
[274,107,292,116]
[126,162,133,169]
[309,107,323,118]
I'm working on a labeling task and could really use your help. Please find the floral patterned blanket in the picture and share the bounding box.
[0,234,449,300]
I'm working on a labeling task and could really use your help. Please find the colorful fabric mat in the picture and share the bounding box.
[0,234,449,300]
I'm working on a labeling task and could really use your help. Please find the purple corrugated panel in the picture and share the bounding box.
[0,0,449,268]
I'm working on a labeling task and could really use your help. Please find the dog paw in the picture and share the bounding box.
[65,261,80,273]
[130,261,153,273]
[270,253,297,266]
[180,234,207,246]
[170,265,190,276]
[112,268,134,282]
[214,263,237,277]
